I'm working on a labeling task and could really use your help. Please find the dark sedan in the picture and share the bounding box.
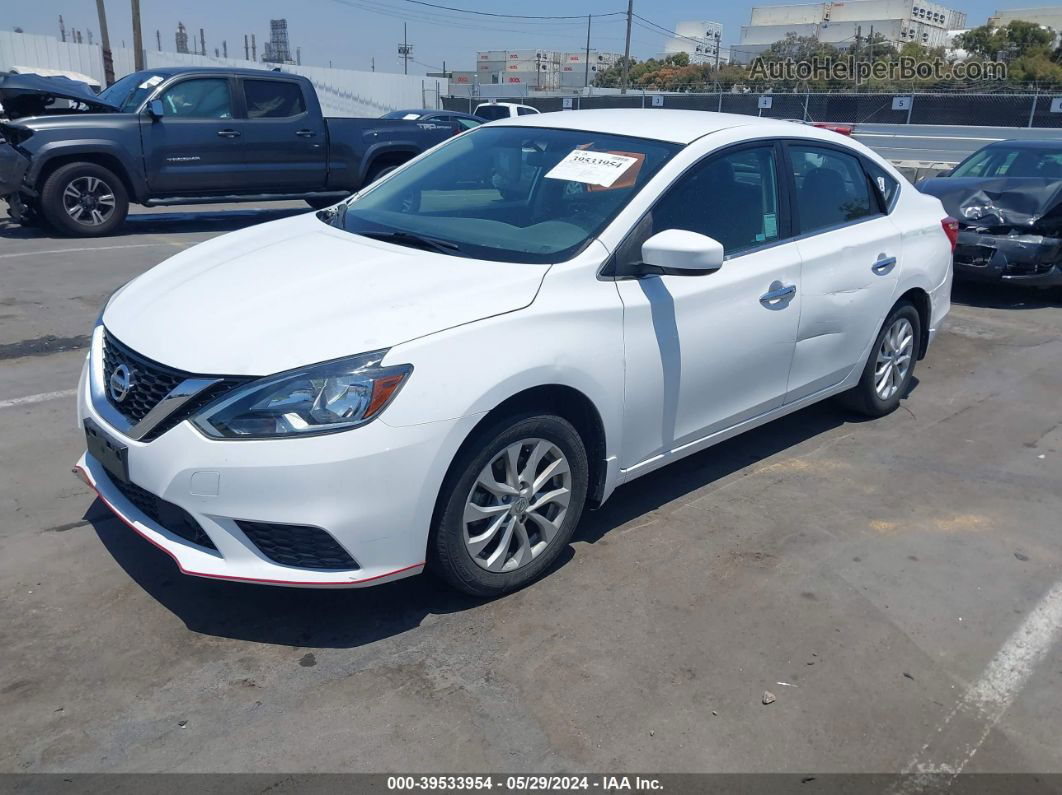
[918,140,1062,288]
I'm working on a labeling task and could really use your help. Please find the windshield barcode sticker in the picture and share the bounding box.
[545,150,639,188]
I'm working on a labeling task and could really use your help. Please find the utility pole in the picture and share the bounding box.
[156,29,161,51]
[59,14,66,42]
[399,23,411,75]
[244,35,249,60]
[200,28,206,57]
[371,56,375,72]
[584,14,591,88]
[223,40,228,58]
[251,33,257,61]
[868,25,874,60]
[131,0,144,70]
[95,0,115,85]
[621,0,633,94]
[854,25,862,54]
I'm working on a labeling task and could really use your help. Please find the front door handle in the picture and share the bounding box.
[760,282,797,305]
[216,129,241,138]
[295,129,317,138]
[872,256,897,273]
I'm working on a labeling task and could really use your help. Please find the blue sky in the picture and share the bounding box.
[9,0,1040,75]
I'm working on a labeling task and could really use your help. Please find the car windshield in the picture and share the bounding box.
[325,126,681,264]
[97,71,166,112]
[952,146,1062,180]
[475,105,511,121]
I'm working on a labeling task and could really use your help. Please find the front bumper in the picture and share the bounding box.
[0,143,30,196]
[953,228,1062,287]
[75,352,478,588]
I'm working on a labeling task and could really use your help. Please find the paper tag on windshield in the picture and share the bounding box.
[545,150,639,188]
[402,113,421,120]
[138,75,163,89]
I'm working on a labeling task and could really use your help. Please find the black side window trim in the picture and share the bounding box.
[601,138,794,280]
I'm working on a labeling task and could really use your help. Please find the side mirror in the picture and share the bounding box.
[641,229,724,276]
[147,99,164,119]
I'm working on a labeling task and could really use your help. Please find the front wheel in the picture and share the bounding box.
[40,162,129,237]
[837,301,921,417]
[431,414,588,597]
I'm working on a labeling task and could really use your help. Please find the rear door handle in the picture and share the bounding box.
[760,283,797,305]
[295,129,317,138]
[216,129,241,138]
[872,256,897,273]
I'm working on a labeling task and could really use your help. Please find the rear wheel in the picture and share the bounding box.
[366,162,400,183]
[40,162,128,237]
[431,413,588,597]
[837,301,920,417]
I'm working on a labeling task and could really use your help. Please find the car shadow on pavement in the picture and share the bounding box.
[88,401,866,649]
[0,207,309,240]
[952,280,1062,310]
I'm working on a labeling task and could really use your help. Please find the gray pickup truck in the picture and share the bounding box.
[0,67,456,236]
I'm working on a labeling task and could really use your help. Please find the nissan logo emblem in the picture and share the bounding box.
[109,363,135,403]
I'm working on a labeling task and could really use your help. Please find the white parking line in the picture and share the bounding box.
[0,389,77,409]
[0,243,169,260]
[894,578,1062,791]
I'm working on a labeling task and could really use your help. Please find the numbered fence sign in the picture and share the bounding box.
[757,96,773,109]
[562,97,573,110]
[1051,98,1062,114]
[651,95,664,107]
[892,96,913,111]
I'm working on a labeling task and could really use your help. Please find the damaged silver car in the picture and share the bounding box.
[918,140,1062,289]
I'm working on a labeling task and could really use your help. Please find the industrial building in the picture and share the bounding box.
[475,49,621,90]
[663,21,728,66]
[734,0,968,63]
[262,19,293,65]
[988,7,1062,46]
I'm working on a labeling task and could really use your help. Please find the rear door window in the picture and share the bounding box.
[787,144,879,233]
[242,80,306,119]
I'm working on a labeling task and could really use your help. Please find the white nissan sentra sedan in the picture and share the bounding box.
[75,110,955,596]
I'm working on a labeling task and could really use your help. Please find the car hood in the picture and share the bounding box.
[0,73,117,120]
[918,176,1062,232]
[103,212,551,375]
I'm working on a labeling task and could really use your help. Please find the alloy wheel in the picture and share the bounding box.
[62,176,116,227]
[463,438,572,573]
[874,317,914,401]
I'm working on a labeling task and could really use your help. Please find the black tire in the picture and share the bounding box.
[836,301,921,417]
[366,163,400,183]
[40,162,129,237]
[431,413,589,597]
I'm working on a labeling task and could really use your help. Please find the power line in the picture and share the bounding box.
[396,0,626,20]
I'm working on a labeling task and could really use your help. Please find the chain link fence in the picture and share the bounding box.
[443,91,1062,129]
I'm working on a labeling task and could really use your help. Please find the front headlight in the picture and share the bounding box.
[192,350,412,439]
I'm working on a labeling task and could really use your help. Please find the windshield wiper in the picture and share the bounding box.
[357,230,462,254]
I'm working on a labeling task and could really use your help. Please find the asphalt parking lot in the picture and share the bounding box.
[1,203,1061,775]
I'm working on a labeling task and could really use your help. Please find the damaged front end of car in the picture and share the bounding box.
[918,176,1062,288]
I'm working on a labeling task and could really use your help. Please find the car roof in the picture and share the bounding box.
[488,108,783,145]
[985,139,1062,151]
[143,66,305,79]
[475,101,532,108]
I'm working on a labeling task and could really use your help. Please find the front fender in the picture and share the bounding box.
[26,139,145,200]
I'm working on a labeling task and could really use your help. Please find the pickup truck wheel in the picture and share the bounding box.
[40,162,128,237]
[366,163,400,183]
[431,413,588,597]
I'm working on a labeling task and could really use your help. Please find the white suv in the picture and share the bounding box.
[77,110,954,596]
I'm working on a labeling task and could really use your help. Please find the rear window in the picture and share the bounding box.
[788,144,879,233]
[475,105,510,121]
[243,80,306,119]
